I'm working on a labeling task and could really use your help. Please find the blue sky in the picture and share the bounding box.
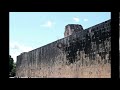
[9,12,111,62]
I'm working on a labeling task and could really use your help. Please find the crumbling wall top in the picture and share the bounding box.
[64,24,83,37]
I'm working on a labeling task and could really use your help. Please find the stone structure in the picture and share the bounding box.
[16,19,111,77]
[64,24,83,37]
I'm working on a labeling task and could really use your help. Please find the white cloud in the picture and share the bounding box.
[73,17,79,22]
[83,19,88,22]
[10,41,33,62]
[41,21,54,28]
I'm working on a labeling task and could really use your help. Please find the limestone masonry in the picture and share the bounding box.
[16,19,111,77]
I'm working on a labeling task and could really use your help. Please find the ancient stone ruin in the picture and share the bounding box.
[16,19,111,78]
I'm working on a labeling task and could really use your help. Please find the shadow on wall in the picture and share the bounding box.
[16,20,111,78]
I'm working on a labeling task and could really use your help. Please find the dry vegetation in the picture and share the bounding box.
[28,53,111,78]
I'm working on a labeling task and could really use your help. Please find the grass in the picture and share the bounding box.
[24,52,111,78]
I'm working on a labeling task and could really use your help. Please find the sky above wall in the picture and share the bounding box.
[9,12,111,62]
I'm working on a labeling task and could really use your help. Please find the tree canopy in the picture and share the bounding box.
[9,55,16,77]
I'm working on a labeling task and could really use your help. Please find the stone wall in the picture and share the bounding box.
[16,19,111,77]
[64,24,83,37]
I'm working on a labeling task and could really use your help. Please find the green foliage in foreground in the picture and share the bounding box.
[9,55,16,77]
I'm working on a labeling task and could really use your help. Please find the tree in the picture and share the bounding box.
[9,55,16,77]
